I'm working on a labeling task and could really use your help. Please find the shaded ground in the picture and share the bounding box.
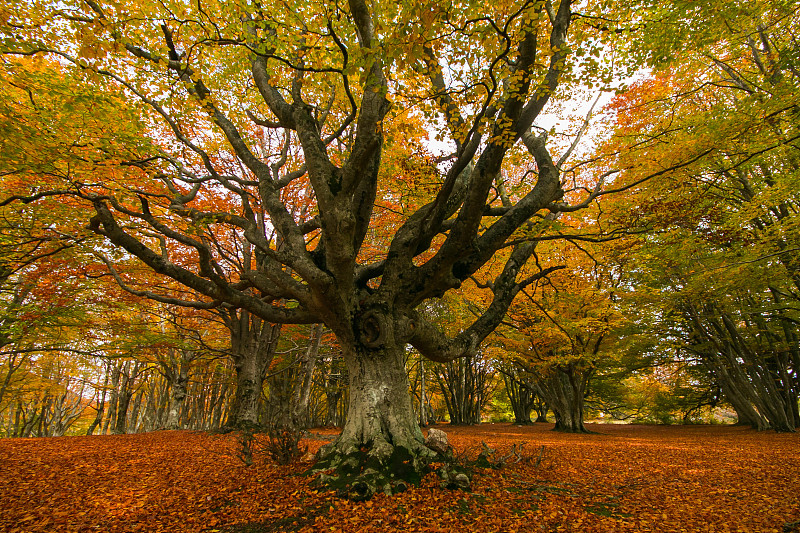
[0,423,797,532]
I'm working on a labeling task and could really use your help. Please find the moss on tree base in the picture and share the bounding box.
[311,439,471,500]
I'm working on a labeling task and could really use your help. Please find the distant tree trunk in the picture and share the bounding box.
[164,380,187,430]
[210,380,229,430]
[535,362,592,433]
[501,368,537,425]
[533,396,549,423]
[326,389,343,426]
[12,402,23,437]
[289,324,323,428]
[86,366,111,436]
[187,383,204,430]
[103,361,121,434]
[114,390,133,434]
[37,395,52,437]
[21,402,41,438]
[419,359,428,426]
[128,385,146,432]
[136,378,160,432]
[434,352,495,425]
[164,354,191,430]
[0,352,30,408]
[155,376,172,429]
[321,351,346,427]
[113,360,143,435]
[51,383,86,437]
[224,310,281,429]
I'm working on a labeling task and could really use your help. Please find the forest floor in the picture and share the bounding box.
[0,423,798,532]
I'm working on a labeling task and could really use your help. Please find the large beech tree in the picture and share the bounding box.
[3,0,620,496]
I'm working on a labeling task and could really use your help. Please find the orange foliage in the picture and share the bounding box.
[0,425,797,532]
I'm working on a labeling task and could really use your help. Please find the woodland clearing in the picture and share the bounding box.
[0,424,797,533]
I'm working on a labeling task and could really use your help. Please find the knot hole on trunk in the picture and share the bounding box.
[359,309,388,349]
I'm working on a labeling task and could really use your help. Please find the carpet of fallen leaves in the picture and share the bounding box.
[0,423,798,532]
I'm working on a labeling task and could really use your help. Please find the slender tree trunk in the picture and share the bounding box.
[113,361,139,435]
[211,381,228,430]
[435,353,493,425]
[322,353,346,427]
[86,367,110,436]
[165,357,191,430]
[13,402,22,437]
[289,324,323,428]
[326,390,343,426]
[128,388,145,432]
[502,371,535,425]
[534,396,549,422]
[419,359,428,426]
[22,405,39,438]
[114,391,132,434]
[138,379,158,432]
[154,376,171,429]
[0,353,28,408]
[38,395,51,437]
[103,362,121,434]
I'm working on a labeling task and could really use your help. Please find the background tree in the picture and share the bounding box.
[498,361,552,424]
[595,0,800,431]
[493,237,623,433]
[434,349,498,425]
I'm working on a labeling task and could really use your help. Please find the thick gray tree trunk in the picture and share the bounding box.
[229,349,265,428]
[315,336,435,500]
[164,380,187,430]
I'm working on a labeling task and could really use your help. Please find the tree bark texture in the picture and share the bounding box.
[314,331,435,500]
